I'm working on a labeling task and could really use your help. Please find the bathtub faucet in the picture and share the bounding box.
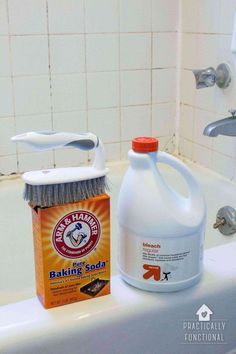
[213,206,236,235]
[203,109,236,137]
[192,63,231,89]
[192,67,216,89]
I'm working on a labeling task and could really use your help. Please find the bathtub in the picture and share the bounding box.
[0,159,236,354]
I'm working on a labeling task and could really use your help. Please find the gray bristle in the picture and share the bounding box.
[24,176,108,207]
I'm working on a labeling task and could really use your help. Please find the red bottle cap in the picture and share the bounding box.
[132,137,158,153]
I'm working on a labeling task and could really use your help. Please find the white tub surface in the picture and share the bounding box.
[1,160,236,354]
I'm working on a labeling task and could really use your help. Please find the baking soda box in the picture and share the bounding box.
[31,194,110,308]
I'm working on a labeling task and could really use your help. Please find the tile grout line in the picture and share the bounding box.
[180,100,231,117]
[0,66,176,80]
[0,30,179,37]
[83,0,89,164]
[118,0,122,159]
[5,0,18,172]
[0,101,176,120]
[150,0,153,137]
[190,102,195,160]
[45,0,55,167]
[175,0,182,156]
[45,0,53,129]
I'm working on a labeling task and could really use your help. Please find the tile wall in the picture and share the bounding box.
[179,0,236,180]
[0,0,178,174]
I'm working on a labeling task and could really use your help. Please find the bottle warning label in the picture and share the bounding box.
[141,237,201,283]
[118,228,204,284]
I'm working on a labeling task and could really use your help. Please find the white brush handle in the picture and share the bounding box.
[11,131,98,150]
[11,131,105,170]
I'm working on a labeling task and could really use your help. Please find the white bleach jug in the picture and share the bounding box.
[117,137,206,292]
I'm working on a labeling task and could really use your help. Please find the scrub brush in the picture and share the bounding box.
[11,131,108,207]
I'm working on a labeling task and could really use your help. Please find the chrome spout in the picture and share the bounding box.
[203,110,236,137]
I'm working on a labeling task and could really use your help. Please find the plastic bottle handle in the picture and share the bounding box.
[11,131,105,171]
[157,151,202,205]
